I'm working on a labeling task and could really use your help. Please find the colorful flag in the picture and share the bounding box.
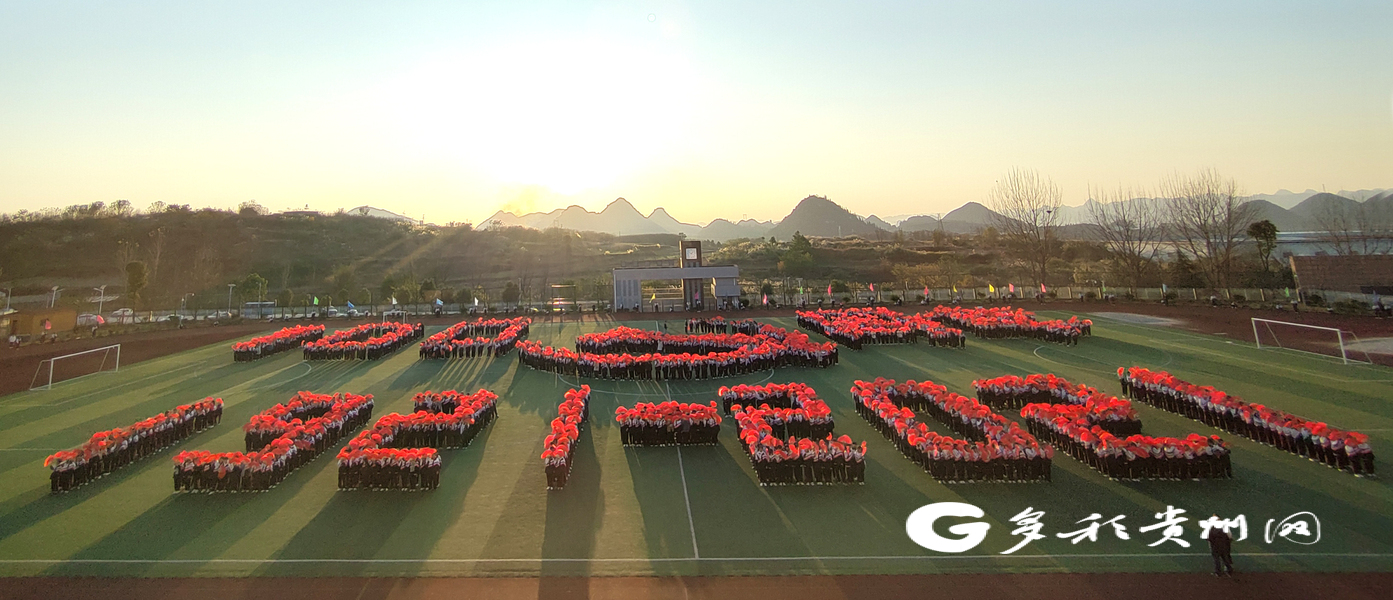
[312,296,319,306]
[1040,283,1047,294]
[923,286,930,297]
[827,284,833,295]
[1162,283,1168,294]
[474,297,479,306]
[1009,284,1015,294]
[869,283,875,292]
[1284,287,1291,298]
[989,284,996,293]
[390,296,398,305]
[952,285,958,293]
[651,291,657,301]
[762,293,769,305]
[435,298,443,306]
[346,300,355,309]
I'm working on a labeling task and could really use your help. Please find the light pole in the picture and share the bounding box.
[49,286,61,308]
[94,285,107,316]
[3,287,10,311]
[227,283,236,315]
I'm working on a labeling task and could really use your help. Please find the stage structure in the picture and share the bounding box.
[612,240,740,311]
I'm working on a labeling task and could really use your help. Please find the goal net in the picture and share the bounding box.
[30,344,121,390]
[1252,318,1371,365]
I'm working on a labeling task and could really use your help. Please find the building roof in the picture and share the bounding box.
[348,206,421,224]
[1290,254,1393,293]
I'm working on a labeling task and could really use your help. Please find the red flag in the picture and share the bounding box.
[869,283,875,292]
[1009,284,1015,293]
[1040,283,1047,293]
[923,286,929,297]
[762,293,768,305]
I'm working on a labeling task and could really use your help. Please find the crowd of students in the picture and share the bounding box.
[542,386,591,490]
[517,326,837,381]
[46,398,224,493]
[1020,408,1233,480]
[615,401,722,446]
[232,325,324,361]
[334,389,499,491]
[301,322,424,360]
[927,305,1089,344]
[418,317,530,359]
[718,382,835,438]
[1120,366,1375,476]
[974,374,1142,436]
[731,395,866,486]
[796,307,967,349]
[684,317,763,335]
[172,392,374,493]
[852,378,1054,483]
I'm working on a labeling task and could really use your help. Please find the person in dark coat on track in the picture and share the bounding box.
[1208,518,1235,576]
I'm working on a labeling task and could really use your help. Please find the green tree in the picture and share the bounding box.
[1247,219,1279,274]
[501,281,521,305]
[276,288,295,309]
[240,273,268,302]
[125,261,148,307]
[830,280,849,294]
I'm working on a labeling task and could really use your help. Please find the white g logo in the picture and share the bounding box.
[906,502,992,553]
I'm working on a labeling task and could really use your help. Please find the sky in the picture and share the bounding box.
[1,1,1390,226]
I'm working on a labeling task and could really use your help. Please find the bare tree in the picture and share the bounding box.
[146,227,167,285]
[986,168,1062,285]
[1160,169,1257,288]
[1087,186,1165,287]
[1316,193,1393,256]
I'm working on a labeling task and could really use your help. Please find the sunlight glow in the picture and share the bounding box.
[374,37,698,194]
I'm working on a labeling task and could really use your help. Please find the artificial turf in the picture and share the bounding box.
[0,313,1389,577]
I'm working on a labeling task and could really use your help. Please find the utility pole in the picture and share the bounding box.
[227,283,236,314]
[94,285,108,316]
[49,286,61,308]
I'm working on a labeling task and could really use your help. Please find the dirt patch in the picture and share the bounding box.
[3,573,1390,600]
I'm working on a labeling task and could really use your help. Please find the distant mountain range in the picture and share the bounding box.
[479,189,1392,241]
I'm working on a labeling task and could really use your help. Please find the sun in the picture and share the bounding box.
[376,37,698,194]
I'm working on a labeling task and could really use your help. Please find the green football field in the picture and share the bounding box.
[0,313,1389,577]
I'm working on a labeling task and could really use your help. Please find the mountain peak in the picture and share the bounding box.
[601,197,640,214]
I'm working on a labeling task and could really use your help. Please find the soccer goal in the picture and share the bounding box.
[29,344,121,391]
[1252,318,1371,365]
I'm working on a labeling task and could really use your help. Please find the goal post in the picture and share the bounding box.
[29,344,121,391]
[1251,318,1369,365]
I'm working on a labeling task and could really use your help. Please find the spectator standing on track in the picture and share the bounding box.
[1208,518,1234,576]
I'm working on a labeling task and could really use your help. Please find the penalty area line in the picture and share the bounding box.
[676,446,700,559]
[2,553,1390,564]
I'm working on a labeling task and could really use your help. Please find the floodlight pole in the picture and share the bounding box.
[94,285,107,316]
[49,286,61,308]
[227,283,236,313]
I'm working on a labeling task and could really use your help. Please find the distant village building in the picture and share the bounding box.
[1290,254,1393,294]
[348,206,422,225]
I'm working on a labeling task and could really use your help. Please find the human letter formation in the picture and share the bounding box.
[1121,367,1374,476]
[853,378,1053,483]
[336,389,499,491]
[542,386,592,490]
[516,326,836,381]
[718,382,835,437]
[988,373,1233,480]
[172,392,374,493]
[615,401,721,446]
[418,317,530,359]
[926,305,1090,344]
[730,383,866,485]
[974,373,1142,436]
[301,322,424,360]
[684,316,763,335]
[232,325,324,361]
[797,306,965,349]
[46,398,224,494]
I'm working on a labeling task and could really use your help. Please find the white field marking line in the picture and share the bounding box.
[0,448,64,452]
[245,362,314,392]
[676,446,700,559]
[1,553,1390,564]
[1086,315,1393,381]
[0,361,206,407]
[556,370,776,397]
